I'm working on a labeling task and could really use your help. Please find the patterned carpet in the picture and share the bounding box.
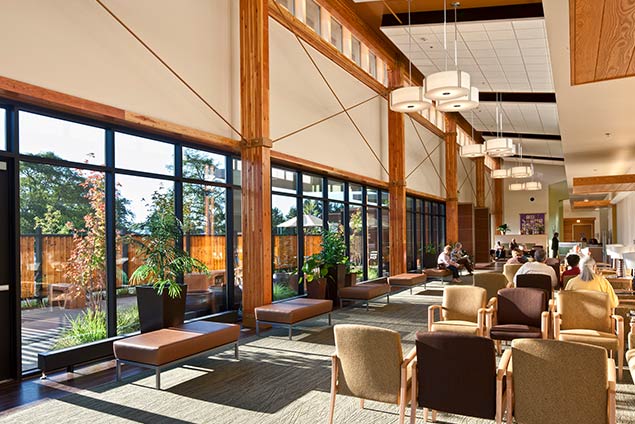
[2,280,634,424]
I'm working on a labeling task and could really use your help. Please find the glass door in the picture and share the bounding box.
[0,157,16,381]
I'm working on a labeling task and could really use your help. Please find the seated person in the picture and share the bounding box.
[513,248,558,289]
[565,256,618,309]
[509,238,519,251]
[494,241,505,259]
[451,242,473,274]
[560,254,581,286]
[506,249,526,265]
[589,237,599,245]
[437,244,461,283]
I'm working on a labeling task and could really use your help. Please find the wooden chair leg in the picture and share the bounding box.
[423,408,428,423]
[431,410,437,423]
[359,398,364,409]
[328,356,338,424]
[399,397,406,424]
[495,340,502,355]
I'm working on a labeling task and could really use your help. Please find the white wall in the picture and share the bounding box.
[0,0,239,138]
[617,192,635,245]
[269,19,388,181]
[457,155,477,204]
[503,164,566,246]
[404,118,445,198]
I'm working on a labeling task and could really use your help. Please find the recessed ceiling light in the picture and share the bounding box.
[576,219,581,223]
[584,199,589,202]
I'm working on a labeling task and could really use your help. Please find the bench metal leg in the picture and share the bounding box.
[256,320,260,336]
[328,313,332,326]
[339,299,343,309]
[116,360,122,382]
[288,325,293,340]
[234,342,239,359]
[155,368,161,390]
[387,293,390,304]
[366,301,369,311]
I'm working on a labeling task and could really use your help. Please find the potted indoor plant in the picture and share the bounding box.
[129,199,207,333]
[299,254,327,299]
[497,223,510,235]
[423,243,438,269]
[320,229,348,298]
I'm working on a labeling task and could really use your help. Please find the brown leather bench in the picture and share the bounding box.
[338,277,390,310]
[113,321,240,389]
[424,268,453,282]
[388,273,428,294]
[255,298,333,340]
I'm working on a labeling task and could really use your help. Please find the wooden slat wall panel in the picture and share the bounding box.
[571,0,635,85]
[474,207,491,263]
[458,203,474,254]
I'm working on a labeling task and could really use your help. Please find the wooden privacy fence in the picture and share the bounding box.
[19,233,322,299]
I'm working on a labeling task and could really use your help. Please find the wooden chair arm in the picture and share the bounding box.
[487,297,497,310]
[497,348,512,380]
[428,305,443,331]
[548,298,556,313]
[477,308,487,337]
[402,346,417,368]
[611,315,624,348]
[540,311,550,339]
[553,312,562,339]
[607,358,616,424]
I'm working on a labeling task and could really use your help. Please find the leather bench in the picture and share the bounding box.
[424,268,453,282]
[113,321,240,389]
[338,277,390,310]
[388,273,428,294]
[255,298,333,340]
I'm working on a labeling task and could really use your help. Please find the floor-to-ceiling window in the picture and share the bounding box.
[271,166,390,299]
[406,195,446,271]
[1,104,240,373]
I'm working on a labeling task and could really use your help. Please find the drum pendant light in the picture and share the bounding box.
[425,2,471,101]
[437,86,480,112]
[389,0,431,112]
[491,168,510,179]
[460,110,485,158]
[510,140,534,178]
[485,93,515,157]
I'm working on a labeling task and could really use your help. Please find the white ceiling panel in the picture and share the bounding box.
[470,102,559,135]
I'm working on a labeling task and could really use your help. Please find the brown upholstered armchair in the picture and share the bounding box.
[516,273,554,311]
[554,290,624,380]
[428,286,489,337]
[472,272,508,303]
[503,264,522,286]
[506,339,616,424]
[487,288,549,354]
[410,331,508,424]
[328,324,415,424]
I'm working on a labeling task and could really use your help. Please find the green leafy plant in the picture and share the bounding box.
[53,306,140,349]
[129,192,208,298]
[497,223,510,235]
[273,283,297,301]
[424,243,438,255]
[319,228,348,275]
[299,254,328,284]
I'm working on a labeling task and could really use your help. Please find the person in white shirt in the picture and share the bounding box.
[437,245,461,283]
[513,248,558,288]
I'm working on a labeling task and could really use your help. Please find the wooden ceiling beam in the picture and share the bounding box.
[572,200,612,209]
[572,174,635,194]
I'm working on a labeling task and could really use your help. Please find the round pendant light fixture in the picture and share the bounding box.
[509,182,525,191]
[485,138,515,156]
[437,86,479,111]
[510,165,534,178]
[389,0,430,112]
[491,168,510,179]
[390,87,431,112]
[460,143,485,157]
[524,181,543,191]
[424,2,472,101]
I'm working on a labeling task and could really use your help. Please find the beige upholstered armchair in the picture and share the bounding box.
[328,324,415,424]
[428,286,489,337]
[626,316,635,381]
[472,272,508,304]
[507,339,616,424]
[503,264,522,286]
[554,290,624,380]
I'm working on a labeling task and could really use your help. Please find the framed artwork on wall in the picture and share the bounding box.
[520,213,545,235]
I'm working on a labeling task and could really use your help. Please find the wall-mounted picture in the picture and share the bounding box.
[520,213,545,235]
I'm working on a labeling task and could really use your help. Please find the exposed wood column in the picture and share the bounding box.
[493,158,504,230]
[445,113,459,243]
[475,157,485,208]
[240,0,272,327]
[388,69,407,275]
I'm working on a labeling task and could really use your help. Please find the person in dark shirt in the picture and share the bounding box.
[551,232,559,259]
[560,253,581,287]
[509,238,519,251]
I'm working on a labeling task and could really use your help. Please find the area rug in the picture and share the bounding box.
[2,284,634,424]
